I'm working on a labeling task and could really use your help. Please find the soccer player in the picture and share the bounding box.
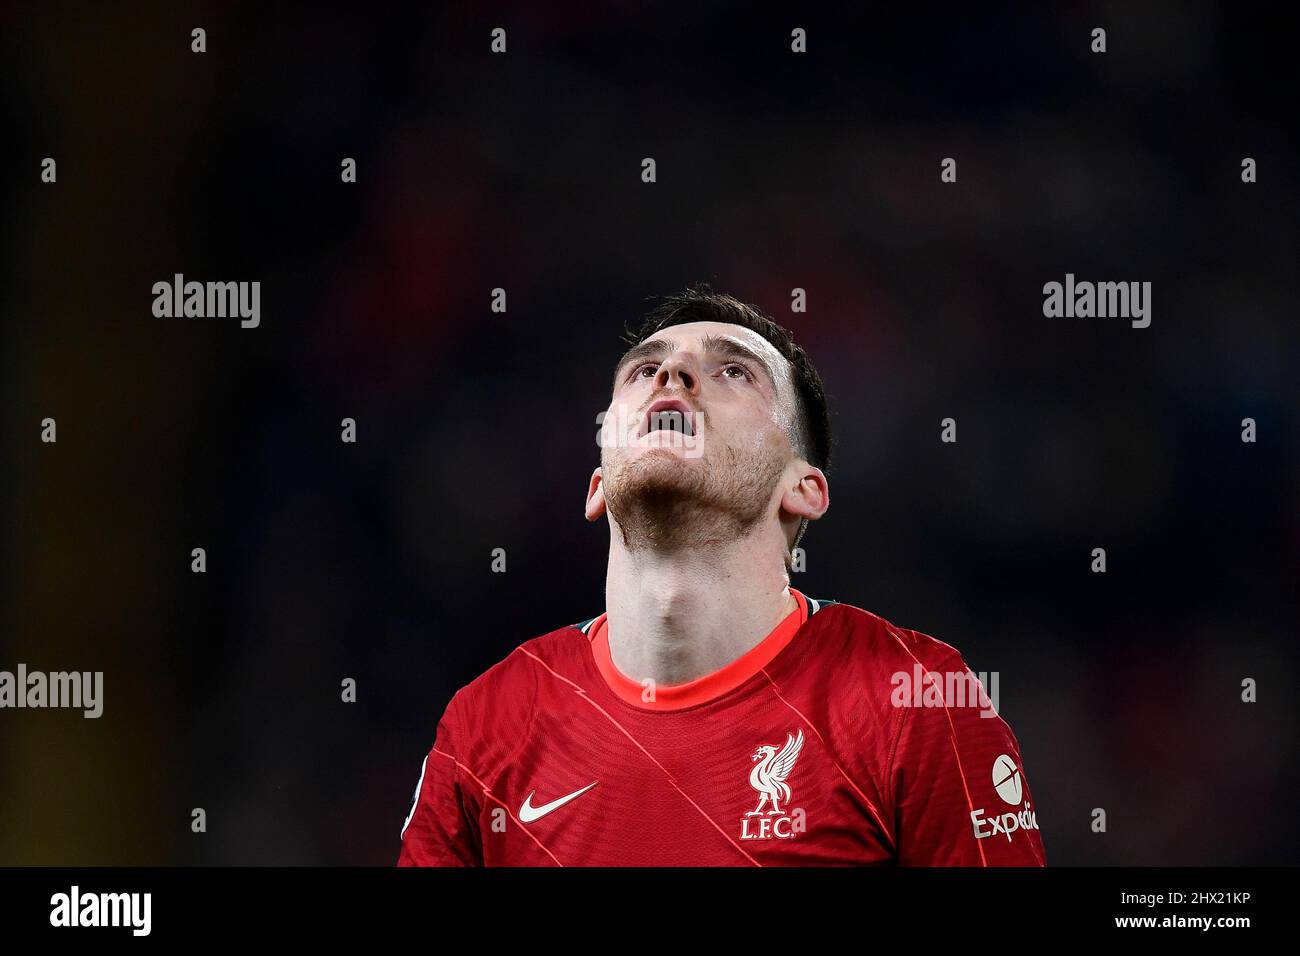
[399,288,1046,866]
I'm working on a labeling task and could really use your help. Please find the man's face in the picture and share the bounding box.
[596,321,800,549]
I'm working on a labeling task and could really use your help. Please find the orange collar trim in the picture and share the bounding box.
[586,589,809,711]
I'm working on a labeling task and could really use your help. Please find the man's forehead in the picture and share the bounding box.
[643,320,787,371]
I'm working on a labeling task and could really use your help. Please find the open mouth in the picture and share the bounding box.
[642,400,697,438]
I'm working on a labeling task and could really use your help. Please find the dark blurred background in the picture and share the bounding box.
[1,2,1296,865]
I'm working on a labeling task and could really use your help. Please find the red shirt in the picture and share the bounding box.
[398,589,1046,866]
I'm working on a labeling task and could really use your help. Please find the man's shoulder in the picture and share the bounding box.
[799,596,969,674]
[791,598,988,738]
[443,619,589,721]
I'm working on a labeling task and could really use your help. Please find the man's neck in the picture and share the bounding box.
[603,525,795,687]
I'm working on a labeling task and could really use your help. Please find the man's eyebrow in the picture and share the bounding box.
[612,338,675,386]
[611,334,779,388]
[699,335,777,385]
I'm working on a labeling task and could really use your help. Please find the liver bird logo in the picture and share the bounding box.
[746,729,805,816]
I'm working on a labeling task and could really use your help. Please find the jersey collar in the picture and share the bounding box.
[584,588,809,711]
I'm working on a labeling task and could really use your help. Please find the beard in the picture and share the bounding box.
[601,439,786,555]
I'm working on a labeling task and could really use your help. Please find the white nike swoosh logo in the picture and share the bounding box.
[518,781,598,823]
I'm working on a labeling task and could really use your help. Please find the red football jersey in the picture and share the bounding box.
[398,589,1046,866]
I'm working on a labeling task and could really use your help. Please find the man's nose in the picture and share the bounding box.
[653,354,698,393]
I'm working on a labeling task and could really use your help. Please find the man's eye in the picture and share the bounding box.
[721,364,750,380]
[633,364,658,380]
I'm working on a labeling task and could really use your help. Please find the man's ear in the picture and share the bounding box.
[779,465,829,524]
[584,467,607,522]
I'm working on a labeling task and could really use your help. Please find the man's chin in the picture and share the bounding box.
[623,452,698,487]
[633,444,699,463]
[630,430,704,458]
[603,449,778,551]
[607,454,706,506]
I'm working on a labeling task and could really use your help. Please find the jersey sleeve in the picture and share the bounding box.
[397,696,482,866]
[888,640,1046,866]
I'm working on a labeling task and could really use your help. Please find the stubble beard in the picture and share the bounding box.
[602,442,786,556]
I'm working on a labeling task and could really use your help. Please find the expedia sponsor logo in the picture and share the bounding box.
[971,754,1040,842]
[971,803,1039,842]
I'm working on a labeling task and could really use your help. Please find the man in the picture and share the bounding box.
[399,287,1046,866]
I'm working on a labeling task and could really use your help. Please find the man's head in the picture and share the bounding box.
[585,286,832,567]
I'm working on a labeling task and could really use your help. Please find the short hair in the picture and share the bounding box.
[624,284,833,473]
